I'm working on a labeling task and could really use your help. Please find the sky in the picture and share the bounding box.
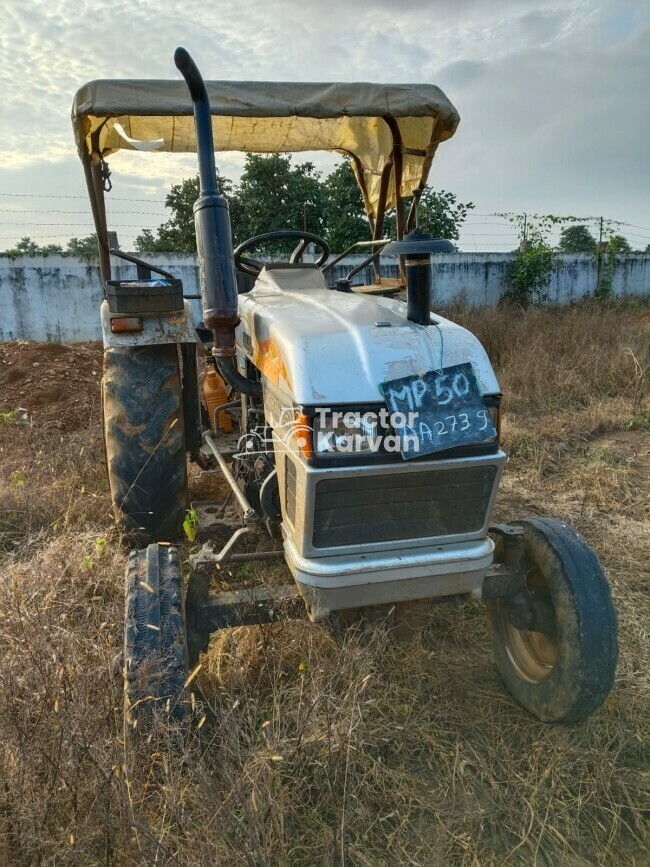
[0,0,649,252]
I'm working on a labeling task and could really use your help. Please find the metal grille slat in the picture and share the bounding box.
[316,477,493,510]
[286,458,297,524]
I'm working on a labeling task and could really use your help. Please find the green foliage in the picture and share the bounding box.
[135,157,473,255]
[0,408,28,425]
[558,224,597,253]
[15,237,40,254]
[94,537,108,558]
[608,234,631,253]
[66,234,99,262]
[235,154,325,247]
[136,177,200,253]
[321,159,369,252]
[596,235,631,299]
[4,237,64,255]
[136,157,325,254]
[386,189,473,242]
[503,239,556,306]
[3,235,99,258]
[183,507,200,542]
[11,470,25,489]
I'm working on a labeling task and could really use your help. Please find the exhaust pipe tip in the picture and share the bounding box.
[174,47,207,104]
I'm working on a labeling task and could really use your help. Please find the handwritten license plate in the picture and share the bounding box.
[378,362,497,459]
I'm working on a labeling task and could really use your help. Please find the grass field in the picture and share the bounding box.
[0,300,648,865]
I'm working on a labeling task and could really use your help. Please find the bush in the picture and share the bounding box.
[503,240,555,306]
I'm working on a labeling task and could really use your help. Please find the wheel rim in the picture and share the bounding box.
[502,564,559,684]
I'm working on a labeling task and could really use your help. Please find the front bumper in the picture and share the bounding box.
[284,535,495,621]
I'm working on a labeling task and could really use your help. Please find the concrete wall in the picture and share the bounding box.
[1,251,648,343]
[427,252,650,306]
[0,254,202,343]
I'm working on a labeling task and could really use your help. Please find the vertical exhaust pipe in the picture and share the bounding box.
[384,233,455,324]
[174,47,239,356]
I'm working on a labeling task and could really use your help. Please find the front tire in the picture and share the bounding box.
[486,518,618,723]
[123,544,189,737]
[102,345,189,544]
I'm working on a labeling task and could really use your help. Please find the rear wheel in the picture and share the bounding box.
[123,544,189,737]
[102,345,189,544]
[486,518,618,722]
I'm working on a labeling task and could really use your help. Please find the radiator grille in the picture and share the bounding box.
[313,465,496,548]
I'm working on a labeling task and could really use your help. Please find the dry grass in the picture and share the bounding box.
[0,300,648,865]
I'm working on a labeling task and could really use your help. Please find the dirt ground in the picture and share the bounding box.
[0,300,648,865]
[0,340,103,432]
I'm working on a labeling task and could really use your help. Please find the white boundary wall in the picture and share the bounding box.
[1,251,648,343]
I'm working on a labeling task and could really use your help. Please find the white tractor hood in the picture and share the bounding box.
[236,266,500,406]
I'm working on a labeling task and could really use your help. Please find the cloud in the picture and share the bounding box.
[434,22,650,223]
[0,0,648,249]
[518,10,566,44]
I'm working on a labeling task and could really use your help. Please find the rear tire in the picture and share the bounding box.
[486,518,618,723]
[102,345,189,544]
[123,544,189,737]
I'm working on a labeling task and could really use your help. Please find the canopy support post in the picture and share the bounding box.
[345,152,376,237]
[406,185,424,233]
[81,148,111,286]
[372,161,393,282]
[383,117,406,283]
[383,117,405,242]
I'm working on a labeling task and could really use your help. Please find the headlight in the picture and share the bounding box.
[314,411,380,456]
[486,402,501,445]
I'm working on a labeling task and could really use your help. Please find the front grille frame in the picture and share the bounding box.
[313,465,497,549]
[275,437,506,559]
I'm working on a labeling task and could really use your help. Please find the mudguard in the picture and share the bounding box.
[100,299,200,349]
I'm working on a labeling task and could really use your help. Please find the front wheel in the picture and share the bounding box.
[486,518,618,723]
[123,544,190,737]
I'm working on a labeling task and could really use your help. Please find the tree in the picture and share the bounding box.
[66,234,99,261]
[385,188,473,242]
[134,157,472,255]
[3,237,63,255]
[321,159,369,252]
[136,174,242,253]
[13,237,40,254]
[234,154,325,247]
[412,188,474,241]
[136,177,199,253]
[608,234,631,253]
[558,224,596,253]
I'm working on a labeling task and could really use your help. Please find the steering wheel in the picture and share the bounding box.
[233,230,330,277]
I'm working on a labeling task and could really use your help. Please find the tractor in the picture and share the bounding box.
[72,48,617,732]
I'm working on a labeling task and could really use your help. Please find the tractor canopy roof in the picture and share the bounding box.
[72,80,459,217]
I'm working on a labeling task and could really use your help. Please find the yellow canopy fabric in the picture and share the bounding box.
[72,80,459,217]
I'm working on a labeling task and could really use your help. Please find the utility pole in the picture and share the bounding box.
[518,213,528,252]
[596,216,604,294]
